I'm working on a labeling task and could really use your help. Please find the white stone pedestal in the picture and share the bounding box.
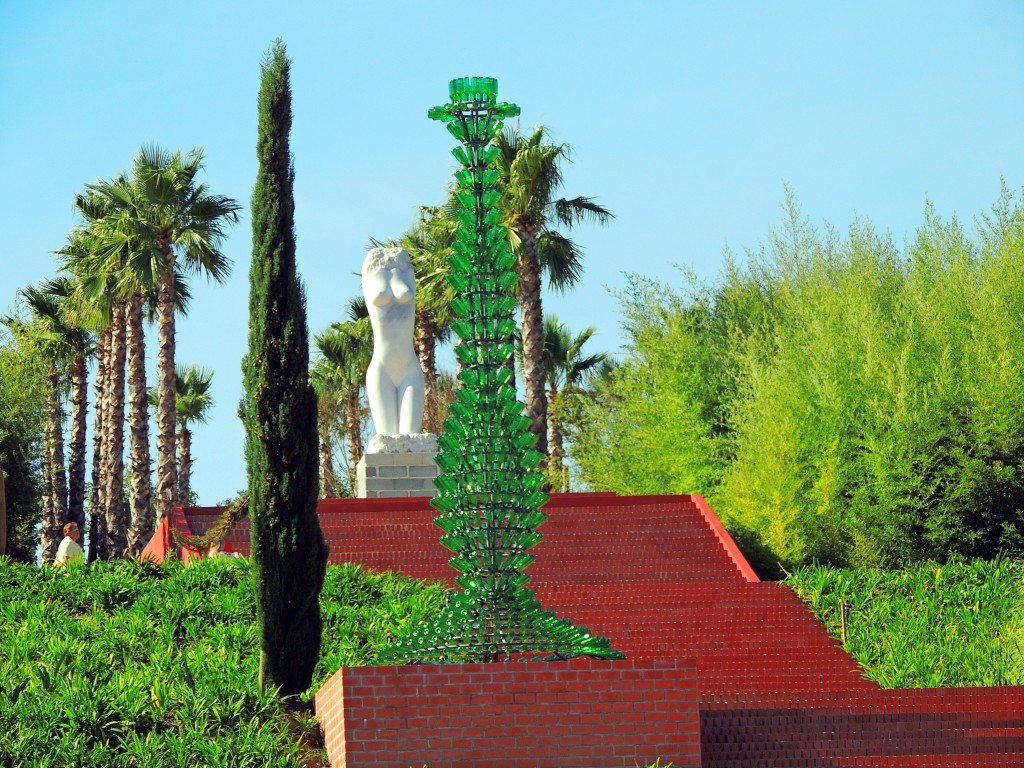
[355,437,440,499]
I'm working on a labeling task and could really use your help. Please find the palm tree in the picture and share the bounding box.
[33,276,95,539]
[174,365,214,507]
[493,125,612,462]
[87,145,240,525]
[3,284,91,561]
[68,184,165,553]
[540,315,607,492]
[399,207,457,433]
[310,355,344,498]
[86,299,112,561]
[313,306,372,492]
[60,188,168,557]
[149,364,214,507]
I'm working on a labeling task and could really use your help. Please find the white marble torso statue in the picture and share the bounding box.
[362,247,427,449]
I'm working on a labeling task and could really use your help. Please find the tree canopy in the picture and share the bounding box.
[569,186,1024,572]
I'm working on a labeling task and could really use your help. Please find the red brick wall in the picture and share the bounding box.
[700,687,1024,767]
[315,658,701,768]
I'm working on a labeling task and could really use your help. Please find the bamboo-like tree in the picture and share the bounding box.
[0,332,47,561]
[242,40,327,697]
[494,126,612,461]
[87,145,239,527]
[540,315,607,492]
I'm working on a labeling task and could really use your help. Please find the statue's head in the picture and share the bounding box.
[363,246,412,274]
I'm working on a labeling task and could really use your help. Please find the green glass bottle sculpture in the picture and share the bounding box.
[374,77,622,664]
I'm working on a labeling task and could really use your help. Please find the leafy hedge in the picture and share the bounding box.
[0,557,446,767]
[787,557,1024,687]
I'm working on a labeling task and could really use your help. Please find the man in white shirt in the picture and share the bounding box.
[55,521,84,565]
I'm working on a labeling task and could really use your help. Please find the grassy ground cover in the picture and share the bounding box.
[787,557,1024,687]
[3,554,1021,766]
[0,557,446,768]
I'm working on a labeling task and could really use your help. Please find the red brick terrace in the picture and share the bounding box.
[144,493,1024,767]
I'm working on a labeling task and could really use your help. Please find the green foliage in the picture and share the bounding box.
[788,558,1024,687]
[315,564,448,684]
[567,273,726,498]
[0,334,46,560]
[0,558,286,767]
[0,557,444,766]
[571,186,1024,569]
[242,39,327,697]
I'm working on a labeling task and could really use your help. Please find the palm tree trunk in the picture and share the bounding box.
[48,368,70,526]
[320,428,336,499]
[67,353,88,534]
[41,365,66,563]
[103,304,128,559]
[125,293,153,554]
[89,327,110,562]
[415,307,440,433]
[176,425,192,507]
[547,389,566,492]
[155,260,178,523]
[41,458,57,564]
[345,384,364,492]
[515,225,549,459]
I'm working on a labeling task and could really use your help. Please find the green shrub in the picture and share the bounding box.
[571,186,1024,569]
[0,557,445,767]
[787,557,1024,687]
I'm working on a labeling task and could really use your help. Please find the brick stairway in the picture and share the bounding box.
[155,492,1024,766]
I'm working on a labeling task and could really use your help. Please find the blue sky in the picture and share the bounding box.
[2,1,1022,505]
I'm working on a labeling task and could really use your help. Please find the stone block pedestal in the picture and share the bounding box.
[355,451,439,498]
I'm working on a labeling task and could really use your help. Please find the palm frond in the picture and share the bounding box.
[552,196,613,228]
[540,313,607,395]
[536,231,584,292]
[345,296,369,322]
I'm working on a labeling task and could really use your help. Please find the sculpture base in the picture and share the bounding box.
[366,433,438,455]
[355,442,439,499]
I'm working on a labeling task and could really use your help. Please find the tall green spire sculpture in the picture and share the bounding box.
[375,78,622,664]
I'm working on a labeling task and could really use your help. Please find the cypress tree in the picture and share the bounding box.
[242,39,327,697]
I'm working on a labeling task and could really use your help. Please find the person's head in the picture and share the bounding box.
[63,522,80,540]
